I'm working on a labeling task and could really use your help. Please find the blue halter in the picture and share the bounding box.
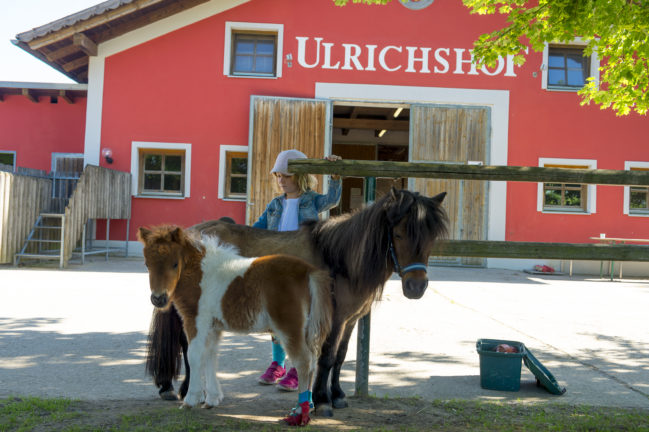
[387,228,428,276]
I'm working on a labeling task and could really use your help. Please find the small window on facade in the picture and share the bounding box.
[542,164,589,212]
[224,151,247,199]
[547,46,591,89]
[139,150,185,197]
[0,152,15,170]
[231,33,277,77]
[629,167,649,214]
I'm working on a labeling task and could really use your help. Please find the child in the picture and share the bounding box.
[253,149,342,396]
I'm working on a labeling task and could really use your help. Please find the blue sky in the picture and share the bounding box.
[0,0,100,83]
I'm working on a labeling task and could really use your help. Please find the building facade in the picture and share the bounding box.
[7,0,649,273]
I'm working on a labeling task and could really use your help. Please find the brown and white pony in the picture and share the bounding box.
[146,188,448,417]
[139,226,332,425]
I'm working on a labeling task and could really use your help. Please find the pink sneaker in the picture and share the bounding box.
[258,361,286,385]
[277,367,299,391]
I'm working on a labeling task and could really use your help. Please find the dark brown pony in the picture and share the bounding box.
[146,188,447,417]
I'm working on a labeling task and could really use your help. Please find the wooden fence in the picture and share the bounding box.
[0,170,53,263]
[289,159,649,262]
[62,165,131,266]
[0,165,131,266]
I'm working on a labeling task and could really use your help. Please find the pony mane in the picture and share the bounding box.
[310,189,448,296]
[200,234,243,261]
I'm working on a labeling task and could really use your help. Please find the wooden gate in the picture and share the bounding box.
[246,96,330,225]
[410,105,490,266]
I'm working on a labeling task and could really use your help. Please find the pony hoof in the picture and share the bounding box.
[180,403,193,410]
[159,390,179,401]
[332,398,348,409]
[201,403,214,409]
[315,405,334,417]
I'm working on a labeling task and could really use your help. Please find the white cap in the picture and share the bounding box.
[270,149,307,175]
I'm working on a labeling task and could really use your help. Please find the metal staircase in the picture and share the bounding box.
[14,213,66,268]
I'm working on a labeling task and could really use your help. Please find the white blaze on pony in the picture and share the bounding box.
[138,225,332,426]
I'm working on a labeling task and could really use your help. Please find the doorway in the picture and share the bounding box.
[330,103,409,216]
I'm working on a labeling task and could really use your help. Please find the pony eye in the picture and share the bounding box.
[172,262,178,269]
[394,233,403,240]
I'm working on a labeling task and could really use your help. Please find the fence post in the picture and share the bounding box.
[355,177,375,397]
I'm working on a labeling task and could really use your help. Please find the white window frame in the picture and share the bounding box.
[624,161,649,217]
[541,39,600,91]
[537,158,597,214]
[224,21,283,78]
[131,142,191,198]
[0,150,17,171]
[218,145,248,201]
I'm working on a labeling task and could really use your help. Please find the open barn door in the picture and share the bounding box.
[410,105,490,266]
[246,96,331,225]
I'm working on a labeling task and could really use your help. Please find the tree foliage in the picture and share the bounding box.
[334,0,649,116]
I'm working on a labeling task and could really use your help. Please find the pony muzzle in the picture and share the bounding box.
[403,275,428,299]
[151,292,169,308]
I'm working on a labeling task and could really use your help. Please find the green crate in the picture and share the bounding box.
[476,339,526,391]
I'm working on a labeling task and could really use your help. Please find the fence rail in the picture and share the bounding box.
[289,159,649,186]
[289,159,649,262]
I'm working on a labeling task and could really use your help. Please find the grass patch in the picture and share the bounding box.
[1,396,648,431]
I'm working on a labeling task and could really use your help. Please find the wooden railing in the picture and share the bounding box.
[0,170,52,263]
[62,165,131,266]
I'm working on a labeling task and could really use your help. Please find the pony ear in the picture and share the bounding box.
[390,186,399,200]
[170,227,183,243]
[138,227,152,243]
[431,191,447,205]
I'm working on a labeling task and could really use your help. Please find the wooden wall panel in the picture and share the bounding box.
[411,105,489,266]
[247,97,329,225]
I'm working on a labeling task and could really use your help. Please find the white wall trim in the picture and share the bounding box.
[84,0,250,169]
[223,21,284,78]
[131,141,192,197]
[624,161,649,216]
[218,144,248,200]
[315,82,509,250]
[537,157,597,213]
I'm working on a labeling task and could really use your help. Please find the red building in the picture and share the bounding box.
[6,0,649,274]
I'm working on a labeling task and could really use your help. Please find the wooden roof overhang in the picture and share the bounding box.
[13,0,210,84]
[0,82,88,103]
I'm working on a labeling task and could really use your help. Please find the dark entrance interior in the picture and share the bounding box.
[330,103,410,216]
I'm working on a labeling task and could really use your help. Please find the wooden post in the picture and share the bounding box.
[355,177,375,397]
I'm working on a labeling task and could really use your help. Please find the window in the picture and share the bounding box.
[131,142,191,198]
[537,158,597,214]
[542,41,599,92]
[218,145,248,200]
[624,162,649,216]
[0,151,16,170]
[231,33,277,76]
[224,22,283,78]
[548,47,590,89]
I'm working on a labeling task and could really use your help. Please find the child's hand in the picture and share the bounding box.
[324,155,342,179]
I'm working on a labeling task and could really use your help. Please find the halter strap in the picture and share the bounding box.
[388,229,427,277]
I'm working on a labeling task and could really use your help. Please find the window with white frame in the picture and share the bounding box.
[542,41,599,91]
[131,142,191,198]
[537,158,597,214]
[624,161,649,216]
[0,151,16,170]
[224,22,283,78]
[219,145,248,200]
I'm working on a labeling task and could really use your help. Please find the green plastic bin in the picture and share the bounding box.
[476,339,526,391]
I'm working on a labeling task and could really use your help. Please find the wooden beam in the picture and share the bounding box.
[58,90,73,104]
[62,56,89,72]
[341,106,359,136]
[21,88,38,103]
[45,44,79,62]
[333,118,409,131]
[431,240,649,262]
[73,33,97,56]
[288,159,649,186]
[26,0,165,50]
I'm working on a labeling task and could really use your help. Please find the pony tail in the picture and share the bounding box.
[306,270,333,354]
[145,305,185,386]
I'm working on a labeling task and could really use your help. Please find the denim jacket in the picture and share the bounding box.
[252,178,342,231]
